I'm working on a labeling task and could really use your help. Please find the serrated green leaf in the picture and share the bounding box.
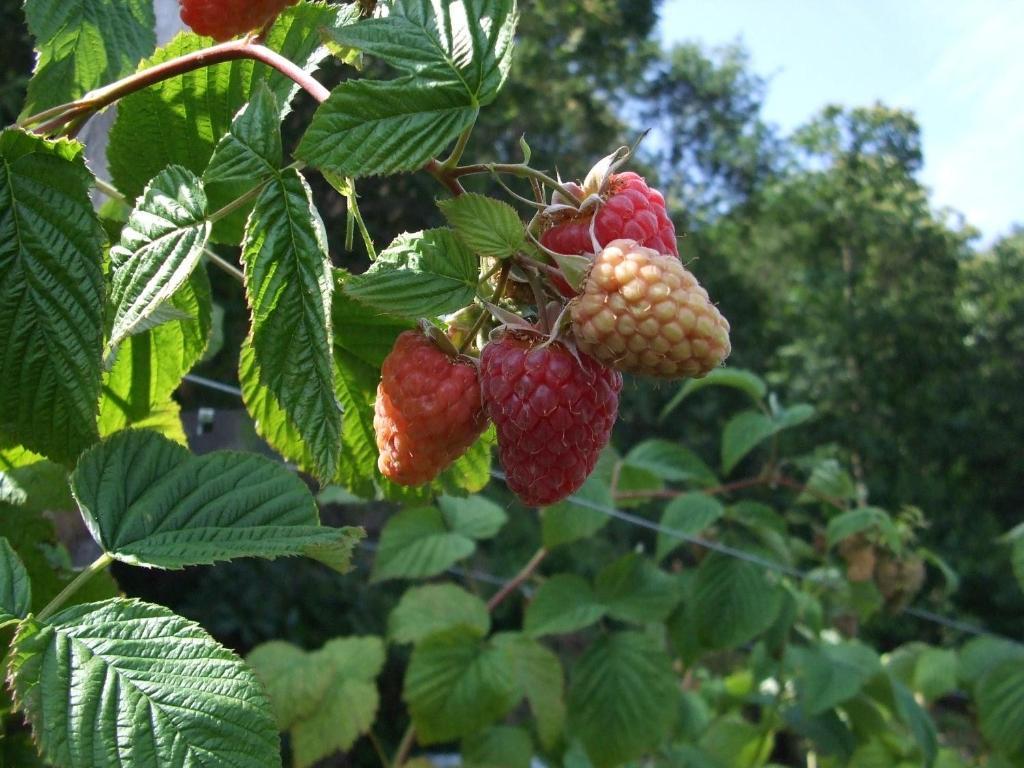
[243,169,341,480]
[327,0,518,103]
[108,166,211,352]
[790,641,881,715]
[22,0,156,116]
[388,583,491,644]
[656,493,725,561]
[977,658,1024,756]
[439,494,507,539]
[0,537,31,624]
[624,439,720,485]
[463,726,533,768]
[372,506,476,582]
[8,598,280,768]
[660,367,767,420]
[204,83,283,245]
[404,627,521,744]
[101,267,211,440]
[594,553,680,624]
[298,78,478,178]
[345,228,479,319]
[524,574,606,638]
[0,130,105,463]
[249,636,384,768]
[439,193,524,258]
[567,631,677,768]
[70,429,361,571]
[693,553,781,650]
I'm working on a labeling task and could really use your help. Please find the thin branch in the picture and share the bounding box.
[38,553,114,622]
[23,39,331,136]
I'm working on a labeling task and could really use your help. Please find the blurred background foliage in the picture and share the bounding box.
[2,0,1020,657]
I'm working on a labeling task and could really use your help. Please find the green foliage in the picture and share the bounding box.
[0,130,104,463]
[8,598,280,768]
[71,430,360,571]
[439,193,525,259]
[22,0,155,115]
[248,637,385,767]
[0,538,31,625]
[388,583,491,644]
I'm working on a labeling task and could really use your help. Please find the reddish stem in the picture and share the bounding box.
[29,39,330,136]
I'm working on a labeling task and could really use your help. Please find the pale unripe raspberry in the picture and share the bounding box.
[570,239,731,379]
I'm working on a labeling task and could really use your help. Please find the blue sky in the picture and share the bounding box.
[659,0,1023,245]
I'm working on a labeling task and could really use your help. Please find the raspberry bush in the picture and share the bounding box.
[0,2,1019,768]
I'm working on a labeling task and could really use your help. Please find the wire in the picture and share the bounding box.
[177,372,1011,643]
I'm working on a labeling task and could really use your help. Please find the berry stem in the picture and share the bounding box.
[460,262,512,353]
[391,546,549,767]
[451,162,581,204]
[21,39,331,136]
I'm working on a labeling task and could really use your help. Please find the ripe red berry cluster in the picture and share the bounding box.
[372,166,730,507]
[179,0,297,41]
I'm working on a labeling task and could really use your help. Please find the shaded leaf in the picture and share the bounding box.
[371,506,476,582]
[388,583,491,644]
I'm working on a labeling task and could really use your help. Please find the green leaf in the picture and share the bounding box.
[524,574,606,638]
[493,633,566,750]
[403,627,521,744]
[826,507,897,548]
[100,268,211,441]
[388,583,491,644]
[22,0,156,116]
[541,471,611,548]
[345,229,479,319]
[327,0,518,103]
[0,537,31,624]
[699,716,775,768]
[912,647,959,701]
[463,726,533,768]
[108,166,210,352]
[109,9,350,201]
[797,459,856,505]
[108,34,256,202]
[204,83,283,245]
[371,506,476,582]
[440,424,495,494]
[790,641,881,715]
[977,659,1024,756]
[246,641,333,730]
[439,193,524,259]
[959,636,1024,685]
[594,553,680,624]
[70,429,362,571]
[888,677,938,766]
[720,410,775,475]
[567,632,677,768]
[439,494,507,539]
[298,78,478,178]
[624,439,720,485]
[0,446,73,513]
[660,367,767,420]
[0,130,105,463]
[8,598,280,768]
[693,553,781,650]
[657,493,725,561]
[248,637,385,768]
[243,169,341,480]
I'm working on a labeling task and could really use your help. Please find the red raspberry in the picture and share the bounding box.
[179,0,297,41]
[480,333,622,506]
[540,172,678,260]
[374,331,488,486]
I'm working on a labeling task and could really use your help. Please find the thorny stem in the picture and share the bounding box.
[37,553,114,622]
[391,547,549,767]
[21,39,330,136]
